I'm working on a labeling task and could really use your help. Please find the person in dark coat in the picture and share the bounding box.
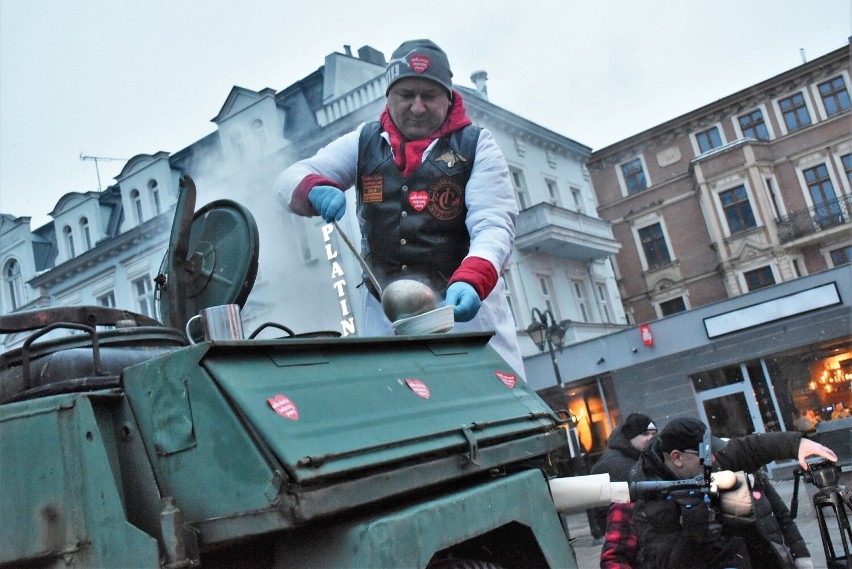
[589,413,657,538]
[630,418,835,569]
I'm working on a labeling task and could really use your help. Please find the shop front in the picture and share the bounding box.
[524,265,851,476]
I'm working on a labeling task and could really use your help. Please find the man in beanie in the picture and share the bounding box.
[276,39,522,373]
[589,413,657,540]
[630,417,836,569]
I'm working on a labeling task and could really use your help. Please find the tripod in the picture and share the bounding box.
[792,462,852,569]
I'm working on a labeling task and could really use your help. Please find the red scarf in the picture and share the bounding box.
[380,90,472,178]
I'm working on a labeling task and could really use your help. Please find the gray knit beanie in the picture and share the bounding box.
[385,39,453,95]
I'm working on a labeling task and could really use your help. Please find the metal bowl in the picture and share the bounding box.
[381,279,438,322]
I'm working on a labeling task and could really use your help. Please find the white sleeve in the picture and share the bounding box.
[274,124,364,213]
[464,128,518,272]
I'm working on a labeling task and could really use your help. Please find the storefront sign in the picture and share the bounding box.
[703,282,841,338]
[640,324,654,346]
[321,224,356,336]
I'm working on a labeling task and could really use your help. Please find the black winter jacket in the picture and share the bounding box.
[631,431,804,569]
[590,427,643,531]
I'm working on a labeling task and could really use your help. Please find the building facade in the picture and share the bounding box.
[1,44,626,382]
[523,41,851,471]
[587,42,851,324]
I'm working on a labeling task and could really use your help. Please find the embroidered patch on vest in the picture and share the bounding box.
[362,174,383,203]
[428,177,464,221]
[435,150,467,168]
[408,190,429,211]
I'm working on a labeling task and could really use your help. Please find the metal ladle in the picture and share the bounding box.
[332,221,437,322]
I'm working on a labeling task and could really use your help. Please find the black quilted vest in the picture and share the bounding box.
[356,122,480,294]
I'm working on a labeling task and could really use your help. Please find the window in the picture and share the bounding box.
[638,223,671,268]
[545,178,561,206]
[97,291,116,308]
[696,126,723,153]
[232,132,246,160]
[536,274,558,317]
[251,118,266,149]
[148,179,161,215]
[63,225,75,257]
[842,154,852,187]
[719,185,757,234]
[572,280,589,322]
[765,178,783,219]
[570,187,585,213]
[132,276,155,317]
[818,76,851,117]
[3,259,24,311]
[510,167,529,209]
[130,189,144,224]
[503,269,517,328]
[738,110,770,141]
[779,92,811,132]
[829,246,852,266]
[744,266,776,291]
[80,217,92,251]
[621,158,647,194]
[659,297,686,316]
[804,164,843,226]
[595,283,611,323]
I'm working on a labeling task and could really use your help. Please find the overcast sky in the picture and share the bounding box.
[1,0,849,228]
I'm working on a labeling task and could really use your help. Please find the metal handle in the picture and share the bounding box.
[332,220,383,296]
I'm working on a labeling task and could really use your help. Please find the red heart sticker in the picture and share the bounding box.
[752,490,762,500]
[268,394,299,420]
[408,191,429,211]
[495,371,517,388]
[409,55,431,73]
[405,378,431,399]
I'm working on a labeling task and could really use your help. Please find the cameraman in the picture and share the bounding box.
[630,418,837,569]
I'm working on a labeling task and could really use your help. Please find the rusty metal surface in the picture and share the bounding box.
[0,305,162,333]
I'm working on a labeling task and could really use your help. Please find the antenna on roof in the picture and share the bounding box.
[80,154,128,191]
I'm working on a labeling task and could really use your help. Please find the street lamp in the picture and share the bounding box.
[526,307,570,386]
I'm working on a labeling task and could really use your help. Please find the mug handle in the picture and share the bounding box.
[185,314,202,345]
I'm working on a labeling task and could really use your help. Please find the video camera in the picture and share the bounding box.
[628,423,716,503]
[801,456,842,489]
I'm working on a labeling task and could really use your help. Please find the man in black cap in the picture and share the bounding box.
[631,417,836,569]
[589,413,657,541]
[277,39,522,373]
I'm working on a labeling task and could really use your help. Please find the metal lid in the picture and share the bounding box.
[157,177,259,329]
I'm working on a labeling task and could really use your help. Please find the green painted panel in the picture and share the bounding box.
[0,394,160,567]
[275,469,577,568]
[202,333,558,484]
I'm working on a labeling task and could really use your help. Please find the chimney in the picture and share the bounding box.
[358,45,386,66]
[470,70,488,100]
[344,45,352,56]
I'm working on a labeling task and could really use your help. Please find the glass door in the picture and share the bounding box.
[695,383,762,438]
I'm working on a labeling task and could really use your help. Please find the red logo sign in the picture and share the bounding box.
[405,378,431,399]
[268,394,299,420]
[640,324,654,347]
[408,191,429,211]
[408,55,431,73]
[495,371,517,388]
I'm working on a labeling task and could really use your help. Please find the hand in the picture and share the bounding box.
[308,185,346,222]
[445,282,481,322]
[798,438,837,469]
[795,557,814,569]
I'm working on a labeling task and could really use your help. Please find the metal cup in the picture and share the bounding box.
[185,304,244,344]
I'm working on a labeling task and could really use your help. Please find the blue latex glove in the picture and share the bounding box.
[445,282,481,322]
[308,185,346,222]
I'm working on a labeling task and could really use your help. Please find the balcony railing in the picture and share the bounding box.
[776,194,852,243]
[515,202,621,260]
